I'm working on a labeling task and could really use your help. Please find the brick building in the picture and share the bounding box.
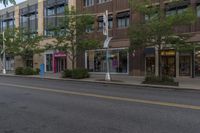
[77,0,200,78]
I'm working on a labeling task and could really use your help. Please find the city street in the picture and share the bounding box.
[0,76,200,133]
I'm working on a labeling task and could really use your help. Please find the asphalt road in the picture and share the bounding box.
[0,76,200,133]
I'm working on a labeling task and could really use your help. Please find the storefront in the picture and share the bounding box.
[195,48,200,76]
[179,54,191,76]
[5,56,14,71]
[145,48,155,75]
[53,52,67,73]
[145,48,194,77]
[86,48,129,74]
[160,50,176,77]
[44,51,67,73]
[44,51,54,72]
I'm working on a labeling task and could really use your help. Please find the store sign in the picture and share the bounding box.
[161,50,175,56]
[54,52,66,57]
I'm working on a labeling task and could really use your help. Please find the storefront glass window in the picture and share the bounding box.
[46,54,53,71]
[87,49,128,73]
[179,56,191,76]
[195,50,200,76]
[161,56,176,77]
[146,57,155,75]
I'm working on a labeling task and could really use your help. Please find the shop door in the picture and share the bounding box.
[162,56,176,77]
[179,56,191,76]
[56,57,67,72]
[146,57,155,75]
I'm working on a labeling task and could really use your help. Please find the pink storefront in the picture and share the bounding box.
[53,52,67,73]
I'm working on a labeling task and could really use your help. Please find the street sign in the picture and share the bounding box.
[103,37,112,48]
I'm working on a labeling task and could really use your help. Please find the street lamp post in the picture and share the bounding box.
[103,10,112,81]
[2,32,6,74]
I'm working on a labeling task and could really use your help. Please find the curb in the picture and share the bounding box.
[0,74,199,91]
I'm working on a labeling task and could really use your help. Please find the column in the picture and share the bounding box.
[38,0,44,35]
[176,51,179,78]
[69,0,76,8]
[155,47,159,76]
[14,6,21,69]
[67,0,76,70]
[14,6,19,28]
[35,0,45,69]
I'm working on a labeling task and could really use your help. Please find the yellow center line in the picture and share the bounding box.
[1,82,200,110]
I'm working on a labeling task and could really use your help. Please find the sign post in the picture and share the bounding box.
[103,10,112,81]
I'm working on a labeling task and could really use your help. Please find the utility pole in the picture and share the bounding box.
[103,10,112,81]
[2,32,6,74]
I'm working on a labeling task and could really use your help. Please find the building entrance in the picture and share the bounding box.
[55,57,67,73]
[53,52,67,73]
[146,57,155,75]
[161,56,176,77]
[179,56,191,76]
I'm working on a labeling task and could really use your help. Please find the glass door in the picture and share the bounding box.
[146,57,155,75]
[179,56,191,76]
[162,56,176,77]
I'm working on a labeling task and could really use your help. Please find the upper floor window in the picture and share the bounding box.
[117,11,130,28]
[145,12,158,21]
[166,9,176,16]
[97,0,112,4]
[166,5,188,17]
[8,20,14,27]
[57,6,65,14]
[97,15,113,31]
[30,14,36,21]
[84,0,94,7]
[47,8,55,16]
[85,24,94,33]
[2,21,7,28]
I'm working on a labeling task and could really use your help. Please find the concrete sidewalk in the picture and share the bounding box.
[1,72,200,90]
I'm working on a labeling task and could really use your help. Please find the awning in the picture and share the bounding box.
[97,15,113,21]
[144,48,155,55]
[116,11,130,18]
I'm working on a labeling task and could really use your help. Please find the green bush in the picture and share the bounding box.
[62,69,72,78]
[62,69,89,79]
[15,67,40,75]
[15,67,24,75]
[23,67,35,75]
[71,69,89,79]
[143,75,178,86]
[35,68,40,75]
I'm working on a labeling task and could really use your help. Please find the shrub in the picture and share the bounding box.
[62,69,72,78]
[71,69,89,79]
[23,67,35,75]
[15,67,40,75]
[15,67,24,75]
[143,75,178,86]
[35,68,40,75]
[62,69,89,79]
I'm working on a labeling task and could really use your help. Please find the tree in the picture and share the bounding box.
[128,0,196,77]
[0,0,16,6]
[46,6,99,70]
[3,28,43,67]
